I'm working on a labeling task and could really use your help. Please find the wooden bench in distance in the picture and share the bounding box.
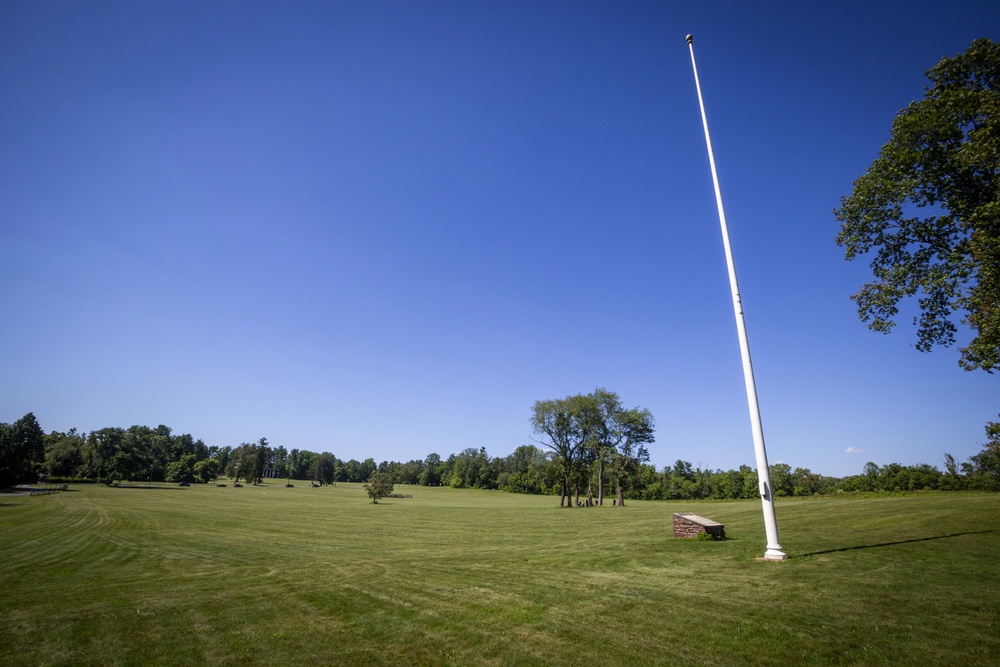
[672,512,726,539]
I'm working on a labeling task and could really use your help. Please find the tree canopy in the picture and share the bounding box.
[606,404,655,507]
[531,389,654,507]
[0,413,45,487]
[531,392,601,507]
[835,38,1000,372]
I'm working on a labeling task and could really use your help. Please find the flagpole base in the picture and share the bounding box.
[763,547,787,561]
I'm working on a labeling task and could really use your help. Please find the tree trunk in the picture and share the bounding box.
[598,457,605,506]
[616,480,624,507]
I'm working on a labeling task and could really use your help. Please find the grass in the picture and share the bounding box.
[1,482,997,666]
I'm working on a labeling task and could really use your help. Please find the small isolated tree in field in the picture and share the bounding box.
[363,469,394,504]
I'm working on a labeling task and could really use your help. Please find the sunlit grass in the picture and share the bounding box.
[1,483,997,665]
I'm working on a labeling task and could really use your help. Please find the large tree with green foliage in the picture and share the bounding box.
[249,438,270,485]
[590,388,620,506]
[531,389,655,507]
[607,405,655,507]
[835,38,1000,372]
[531,392,601,507]
[311,452,335,485]
[964,415,1000,490]
[165,454,197,483]
[194,458,220,484]
[0,413,45,487]
[43,428,87,478]
[418,453,442,486]
[447,447,494,489]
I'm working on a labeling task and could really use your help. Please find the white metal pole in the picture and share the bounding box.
[685,34,786,561]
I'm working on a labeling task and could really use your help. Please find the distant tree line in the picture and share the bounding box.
[1,410,997,496]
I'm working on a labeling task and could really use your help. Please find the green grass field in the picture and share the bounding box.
[1,483,997,666]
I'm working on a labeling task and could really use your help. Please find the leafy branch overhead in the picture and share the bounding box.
[835,38,1000,372]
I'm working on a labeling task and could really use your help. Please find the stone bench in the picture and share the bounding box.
[673,512,725,539]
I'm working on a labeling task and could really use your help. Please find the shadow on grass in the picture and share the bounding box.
[798,529,997,557]
[112,485,188,490]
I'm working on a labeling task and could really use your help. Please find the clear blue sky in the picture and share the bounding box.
[2,1,997,477]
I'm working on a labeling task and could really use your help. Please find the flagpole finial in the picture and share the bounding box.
[686,34,693,45]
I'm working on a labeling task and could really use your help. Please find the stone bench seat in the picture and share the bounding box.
[672,512,726,539]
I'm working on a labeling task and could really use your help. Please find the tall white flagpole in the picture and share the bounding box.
[685,34,786,561]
